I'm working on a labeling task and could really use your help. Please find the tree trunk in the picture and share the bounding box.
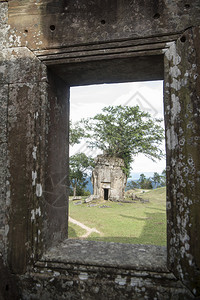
[73,182,77,197]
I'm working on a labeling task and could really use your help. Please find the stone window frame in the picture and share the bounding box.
[6,29,197,295]
[4,1,199,291]
[37,37,173,268]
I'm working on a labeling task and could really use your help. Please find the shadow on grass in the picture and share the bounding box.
[144,206,166,212]
[87,211,167,246]
[119,214,152,221]
[68,225,78,238]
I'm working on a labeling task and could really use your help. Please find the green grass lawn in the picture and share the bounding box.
[69,187,166,246]
[68,222,87,238]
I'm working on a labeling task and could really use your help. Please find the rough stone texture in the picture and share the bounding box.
[0,257,20,300]
[47,55,164,86]
[17,240,193,300]
[7,0,200,50]
[0,45,69,274]
[0,0,199,299]
[0,2,9,49]
[92,155,126,201]
[42,70,69,252]
[164,27,200,296]
[0,84,8,259]
[19,271,194,300]
[5,48,48,274]
[0,1,9,262]
[42,239,168,271]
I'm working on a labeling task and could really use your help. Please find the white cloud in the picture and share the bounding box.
[131,153,166,173]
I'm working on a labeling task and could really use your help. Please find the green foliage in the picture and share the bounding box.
[82,190,91,197]
[126,170,166,191]
[161,169,166,187]
[69,185,91,197]
[69,153,94,196]
[151,170,166,188]
[152,172,162,188]
[126,180,139,190]
[82,105,165,177]
[138,174,153,189]
[69,120,85,146]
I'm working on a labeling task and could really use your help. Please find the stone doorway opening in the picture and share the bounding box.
[104,188,109,200]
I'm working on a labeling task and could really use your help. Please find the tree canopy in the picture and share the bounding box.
[69,152,94,197]
[126,180,139,190]
[138,173,153,189]
[69,120,85,146]
[152,172,162,188]
[82,105,165,177]
[69,121,94,196]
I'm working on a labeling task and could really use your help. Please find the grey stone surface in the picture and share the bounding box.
[0,2,9,49]
[74,201,82,205]
[0,48,47,85]
[20,241,193,300]
[41,239,168,272]
[7,1,200,50]
[72,196,82,200]
[84,195,99,203]
[0,84,8,257]
[0,1,199,299]
[92,155,127,201]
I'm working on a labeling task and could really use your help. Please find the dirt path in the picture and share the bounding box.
[69,216,101,238]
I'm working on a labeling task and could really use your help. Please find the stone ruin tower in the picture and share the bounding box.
[92,155,127,201]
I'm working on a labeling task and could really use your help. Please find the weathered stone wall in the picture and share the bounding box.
[164,27,200,295]
[18,241,194,300]
[5,47,48,274]
[92,155,126,201]
[6,0,200,50]
[0,1,69,275]
[0,0,200,299]
[0,0,9,262]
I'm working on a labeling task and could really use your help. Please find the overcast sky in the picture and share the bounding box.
[70,80,166,176]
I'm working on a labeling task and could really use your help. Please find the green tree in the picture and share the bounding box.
[138,173,146,188]
[138,173,153,189]
[69,153,94,197]
[82,105,164,177]
[152,172,162,188]
[69,120,85,146]
[126,180,139,190]
[160,169,166,187]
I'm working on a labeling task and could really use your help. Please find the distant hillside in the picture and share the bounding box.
[86,172,164,194]
[139,186,166,202]
[129,172,156,180]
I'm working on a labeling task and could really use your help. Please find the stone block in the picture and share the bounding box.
[0,85,8,144]
[0,2,9,49]
[92,155,126,201]
[0,47,47,84]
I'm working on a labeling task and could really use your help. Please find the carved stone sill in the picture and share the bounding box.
[40,239,168,273]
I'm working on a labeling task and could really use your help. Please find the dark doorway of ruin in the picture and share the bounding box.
[104,188,109,200]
